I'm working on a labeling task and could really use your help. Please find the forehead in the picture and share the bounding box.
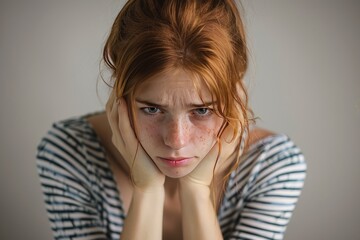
[134,69,213,104]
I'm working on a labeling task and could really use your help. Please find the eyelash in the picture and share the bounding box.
[192,108,213,117]
[141,107,161,115]
[140,107,213,118]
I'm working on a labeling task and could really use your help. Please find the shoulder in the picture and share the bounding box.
[244,127,306,165]
[243,128,306,172]
[36,115,123,239]
[36,114,105,183]
[246,127,276,147]
[45,114,99,141]
[231,127,307,192]
[37,115,97,159]
[219,129,307,239]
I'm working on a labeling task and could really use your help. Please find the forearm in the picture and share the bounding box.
[179,182,223,240]
[121,187,165,240]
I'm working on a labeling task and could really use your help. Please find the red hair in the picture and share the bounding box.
[103,0,254,195]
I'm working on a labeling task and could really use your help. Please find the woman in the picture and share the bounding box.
[37,0,306,239]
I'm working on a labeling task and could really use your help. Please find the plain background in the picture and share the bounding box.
[1,0,359,239]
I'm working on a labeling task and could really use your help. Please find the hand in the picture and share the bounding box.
[180,125,242,187]
[106,91,165,190]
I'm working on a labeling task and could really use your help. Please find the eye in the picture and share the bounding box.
[193,108,212,116]
[141,107,161,115]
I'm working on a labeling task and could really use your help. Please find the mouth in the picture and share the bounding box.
[157,157,193,167]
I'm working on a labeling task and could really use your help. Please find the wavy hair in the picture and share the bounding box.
[103,0,254,195]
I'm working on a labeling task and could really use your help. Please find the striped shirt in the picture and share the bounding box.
[36,114,306,240]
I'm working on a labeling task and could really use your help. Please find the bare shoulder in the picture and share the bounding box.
[245,127,276,150]
[86,112,109,141]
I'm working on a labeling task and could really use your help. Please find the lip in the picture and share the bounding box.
[158,157,193,167]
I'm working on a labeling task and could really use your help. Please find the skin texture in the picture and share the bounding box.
[87,111,273,240]
[88,71,275,239]
[133,69,224,179]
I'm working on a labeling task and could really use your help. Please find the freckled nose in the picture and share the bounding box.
[163,118,189,150]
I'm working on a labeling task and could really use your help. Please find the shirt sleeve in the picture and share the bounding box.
[36,123,108,240]
[230,139,307,240]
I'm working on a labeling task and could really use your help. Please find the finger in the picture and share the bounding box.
[106,91,118,134]
[106,90,118,133]
[116,99,159,174]
[117,98,139,153]
[106,91,125,151]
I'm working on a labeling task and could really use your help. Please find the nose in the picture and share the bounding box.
[163,117,190,150]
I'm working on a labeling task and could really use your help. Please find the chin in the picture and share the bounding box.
[159,166,196,179]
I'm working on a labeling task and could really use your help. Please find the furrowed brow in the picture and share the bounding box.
[190,102,217,108]
[135,98,216,108]
[135,99,167,108]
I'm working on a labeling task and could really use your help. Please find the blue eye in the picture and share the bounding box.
[194,108,212,116]
[142,107,161,114]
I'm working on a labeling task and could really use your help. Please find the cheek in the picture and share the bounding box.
[194,122,221,149]
[136,116,161,145]
[197,127,213,142]
[139,124,156,140]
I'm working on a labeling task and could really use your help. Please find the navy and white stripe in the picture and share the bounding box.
[36,115,306,240]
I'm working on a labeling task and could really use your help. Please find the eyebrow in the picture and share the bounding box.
[135,99,216,108]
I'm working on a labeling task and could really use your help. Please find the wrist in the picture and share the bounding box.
[179,179,211,198]
[133,184,165,195]
[179,176,212,188]
[131,186,165,208]
[122,182,164,240]
[130,171,166,191]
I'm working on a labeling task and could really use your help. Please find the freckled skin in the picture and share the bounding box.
[133,69,224,178]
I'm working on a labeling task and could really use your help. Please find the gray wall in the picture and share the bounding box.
[0,1,359,239]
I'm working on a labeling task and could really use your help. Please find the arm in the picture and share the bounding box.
[36,124,109,239]
[179,181,223,240]
[179,126,241,240]
[121,187,165,240]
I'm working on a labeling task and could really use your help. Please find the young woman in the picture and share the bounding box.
[37,1,306,239]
